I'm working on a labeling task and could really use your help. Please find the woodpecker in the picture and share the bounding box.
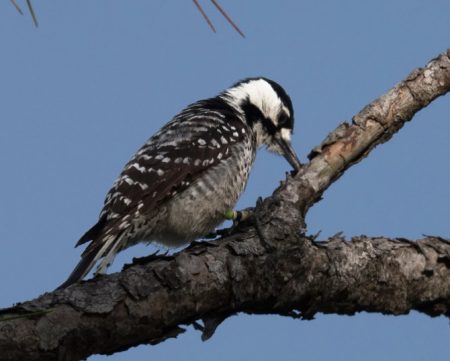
[58,77,301,289]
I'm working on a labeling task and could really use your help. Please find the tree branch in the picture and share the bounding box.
[1,48,449,361]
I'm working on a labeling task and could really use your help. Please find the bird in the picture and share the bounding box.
[58,77,302,289]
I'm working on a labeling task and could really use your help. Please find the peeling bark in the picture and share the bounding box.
[0,49,449,361]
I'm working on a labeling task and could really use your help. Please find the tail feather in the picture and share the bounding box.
[56,230,125,290]
[94,232,125,276]
[75,217,107,247]
[56,247,100,290]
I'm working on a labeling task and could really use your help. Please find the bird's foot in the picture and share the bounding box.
[207,198,272,249]
[123,250,173,270]
[204,206,255,239]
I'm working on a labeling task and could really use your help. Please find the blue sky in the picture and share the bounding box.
[1,1,449,360]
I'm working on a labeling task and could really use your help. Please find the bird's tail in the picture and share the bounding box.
[56,230,125,290]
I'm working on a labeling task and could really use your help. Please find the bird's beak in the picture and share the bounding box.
[276,137,302,173]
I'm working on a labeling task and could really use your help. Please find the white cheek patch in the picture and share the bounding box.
[253,122,270,147]
[280,128,292,142]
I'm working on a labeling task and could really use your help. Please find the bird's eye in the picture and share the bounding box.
[278,113,290,128]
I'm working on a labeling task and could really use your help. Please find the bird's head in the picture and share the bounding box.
[222,77,302,172]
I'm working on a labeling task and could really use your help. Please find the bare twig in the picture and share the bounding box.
[2,235,450,360]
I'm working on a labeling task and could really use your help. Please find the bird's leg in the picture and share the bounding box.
[203,207,252,239]
[225,207,255,227]
[206,197,271,248]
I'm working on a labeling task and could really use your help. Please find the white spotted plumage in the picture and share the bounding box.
[58,77,301,289]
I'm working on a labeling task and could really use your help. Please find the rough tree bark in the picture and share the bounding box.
[1,49,449,361]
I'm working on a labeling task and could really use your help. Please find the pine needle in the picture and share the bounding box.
[210,0,245,38]
[10,0,23,15]
[26,0,38,27]
[192,0,245,37]
[193,0,216,33]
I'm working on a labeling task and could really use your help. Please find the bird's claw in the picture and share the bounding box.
[208,198,272,249]
[123,250,172,270]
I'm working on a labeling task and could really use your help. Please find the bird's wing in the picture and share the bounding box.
[77,105,248,247]
[59,100,249,289]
